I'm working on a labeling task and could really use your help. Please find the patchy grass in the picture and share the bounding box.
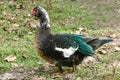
[0,0,120,80]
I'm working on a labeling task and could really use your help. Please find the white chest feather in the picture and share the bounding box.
[55,46,78,58]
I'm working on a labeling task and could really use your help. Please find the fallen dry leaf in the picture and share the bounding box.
[63,73,75,80]
[114,46,120,52]
[24,19,37,30]
[4,55,16,62]
[28,32,33,35]
[29,23,37,29]
[75,31,80,35]
[8,1,16,5]
[0,35,2,38]
[27,14,31,17]
[79,27,86,32]
[12,38,19,41]
[76,77,82,80]
[75,28,86,35]
[7,16,15,21]
[16,3,24,9]
[3,11,7,16]
[51,73,61,79]
[0,20,6,24]
[97,50,107,54]
[3,11,15,21]
[2,27,8,31]
[1,73,15,80]
[43,62,54,72]
[12,23,19,28]
[22,53,28,59]
[18,34,24,38]
[24,18,31,23]
[116,9,120,14]
[108,61,120,68]
[11,63,18,68]
[8,28,17,33]
[83,56,96,63]
[109,34,117,38]
[32,76,46,80]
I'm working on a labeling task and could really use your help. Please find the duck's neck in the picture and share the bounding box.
[36,11,51,38]
[38,26,51,36]
[39,9,50,28]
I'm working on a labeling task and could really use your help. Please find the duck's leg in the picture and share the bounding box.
[72,62,76,72]
[57,65,63,73]
[71,56,76,72]
[55,62,63,73]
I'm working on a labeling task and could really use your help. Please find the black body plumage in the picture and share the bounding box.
[32,6,113,72]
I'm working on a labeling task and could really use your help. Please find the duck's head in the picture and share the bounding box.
[32,6,50,27]
[32,6,46,17]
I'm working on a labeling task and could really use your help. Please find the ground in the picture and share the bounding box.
[0,0,120,80]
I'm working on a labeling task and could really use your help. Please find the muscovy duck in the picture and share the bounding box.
[32,6,113,72]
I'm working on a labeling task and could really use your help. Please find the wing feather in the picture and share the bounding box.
[53,34,95,56]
